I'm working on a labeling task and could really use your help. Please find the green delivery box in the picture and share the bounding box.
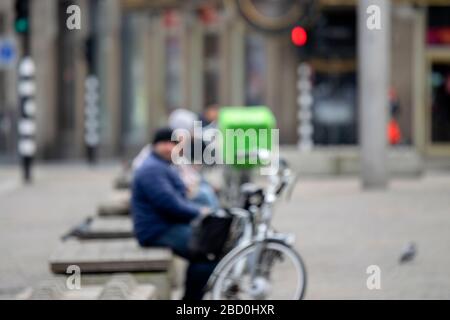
[218,106,276,169]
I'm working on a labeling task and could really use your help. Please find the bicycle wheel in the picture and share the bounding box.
[210,241,307,300]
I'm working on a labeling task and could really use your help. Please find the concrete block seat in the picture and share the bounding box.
[65,216,134,240]
[114,172,133,190]
[49,239,173,299]
[17,274,157,300]
[97,190,131,217]
[50,239,172,273]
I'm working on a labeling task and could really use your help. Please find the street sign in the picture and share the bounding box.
[0,38,17,69]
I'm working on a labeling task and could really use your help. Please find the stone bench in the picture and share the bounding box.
[65,216,134,240]
[114,172,133,190]
[97,190,130,217]
[49,239,173,299]
[17,274,157,300]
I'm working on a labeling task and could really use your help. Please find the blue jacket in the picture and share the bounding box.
[131,152,200,245]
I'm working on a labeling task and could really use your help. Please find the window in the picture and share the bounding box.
[245,33,267,106]
[430,63,450,143]
[203,32,220,107]
[164,10,183,110]
[121,13,150,147]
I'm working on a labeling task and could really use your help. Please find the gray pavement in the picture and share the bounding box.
[0,163,449,299]
[0,163,118,298]
[276,173,450,299]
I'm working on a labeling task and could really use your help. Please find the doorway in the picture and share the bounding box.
[425,51,450,156]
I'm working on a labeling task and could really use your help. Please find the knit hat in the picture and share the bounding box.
[152,127,175,145]
[168,109,198,131]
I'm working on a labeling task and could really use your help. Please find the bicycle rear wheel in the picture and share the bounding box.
[210,241,307,300]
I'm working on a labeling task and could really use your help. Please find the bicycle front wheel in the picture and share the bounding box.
[211,241,307,300]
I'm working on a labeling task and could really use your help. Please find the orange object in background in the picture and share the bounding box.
[388,119,402,145]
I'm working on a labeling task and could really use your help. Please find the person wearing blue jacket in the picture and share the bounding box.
[131,127,214,300]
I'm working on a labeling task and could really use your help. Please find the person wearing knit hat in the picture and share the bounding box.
[152,127,175,145]
[131,127,215,300]
[168,108,198,132]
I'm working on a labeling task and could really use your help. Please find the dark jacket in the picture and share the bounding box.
[131,152,200,245]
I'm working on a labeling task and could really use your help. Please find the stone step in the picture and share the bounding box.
[17,274,157,300]
[49,239,172,274]
[280,146,423,176]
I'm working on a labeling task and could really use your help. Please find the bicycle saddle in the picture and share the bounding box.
[240,183,264,208]
[240,183,263,196]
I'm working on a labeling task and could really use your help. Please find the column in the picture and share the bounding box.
[358,0,391,189]
[31,0,58,158]
[97,0,121,157]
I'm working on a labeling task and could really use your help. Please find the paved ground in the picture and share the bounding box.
[277,173,450,299]
[0,162,449,299]
[0,163,118,298]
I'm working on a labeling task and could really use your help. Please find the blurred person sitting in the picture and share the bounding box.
[131,108,199,171]
[131,127,217,300]
[132,108,219,210]
[169,108,219,208]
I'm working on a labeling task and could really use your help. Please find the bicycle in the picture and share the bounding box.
[206,154,307,300]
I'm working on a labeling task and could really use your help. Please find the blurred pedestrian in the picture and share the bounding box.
[200,104,220,129]
[388,88,402,145]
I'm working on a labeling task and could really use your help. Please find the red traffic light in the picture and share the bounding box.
[291,26,308,47]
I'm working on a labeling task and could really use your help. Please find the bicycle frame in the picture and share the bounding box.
[207,161,297,296]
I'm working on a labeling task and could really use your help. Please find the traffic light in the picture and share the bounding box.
[15,0,30,35]
[85,36,95,70]
[291,26,308,47]
[291,25,314,59]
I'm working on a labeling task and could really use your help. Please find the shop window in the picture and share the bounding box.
[430,63,450,143]
[309,8,357,145]
[427,7,450,46]
[312,73,357,145]
[427,8,450,144]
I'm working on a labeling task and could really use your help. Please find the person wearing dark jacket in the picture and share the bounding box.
[131,128,214,300]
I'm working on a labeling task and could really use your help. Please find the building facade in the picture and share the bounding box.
[0,0,449,164]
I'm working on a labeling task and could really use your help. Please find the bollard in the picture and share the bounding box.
[84,75,100,165]
[297,63,314,152]
[17,57,36,184]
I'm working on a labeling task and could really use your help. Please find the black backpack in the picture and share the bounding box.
[189,214,233,262]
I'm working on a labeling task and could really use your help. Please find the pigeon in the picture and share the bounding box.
[399,242,417,264]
